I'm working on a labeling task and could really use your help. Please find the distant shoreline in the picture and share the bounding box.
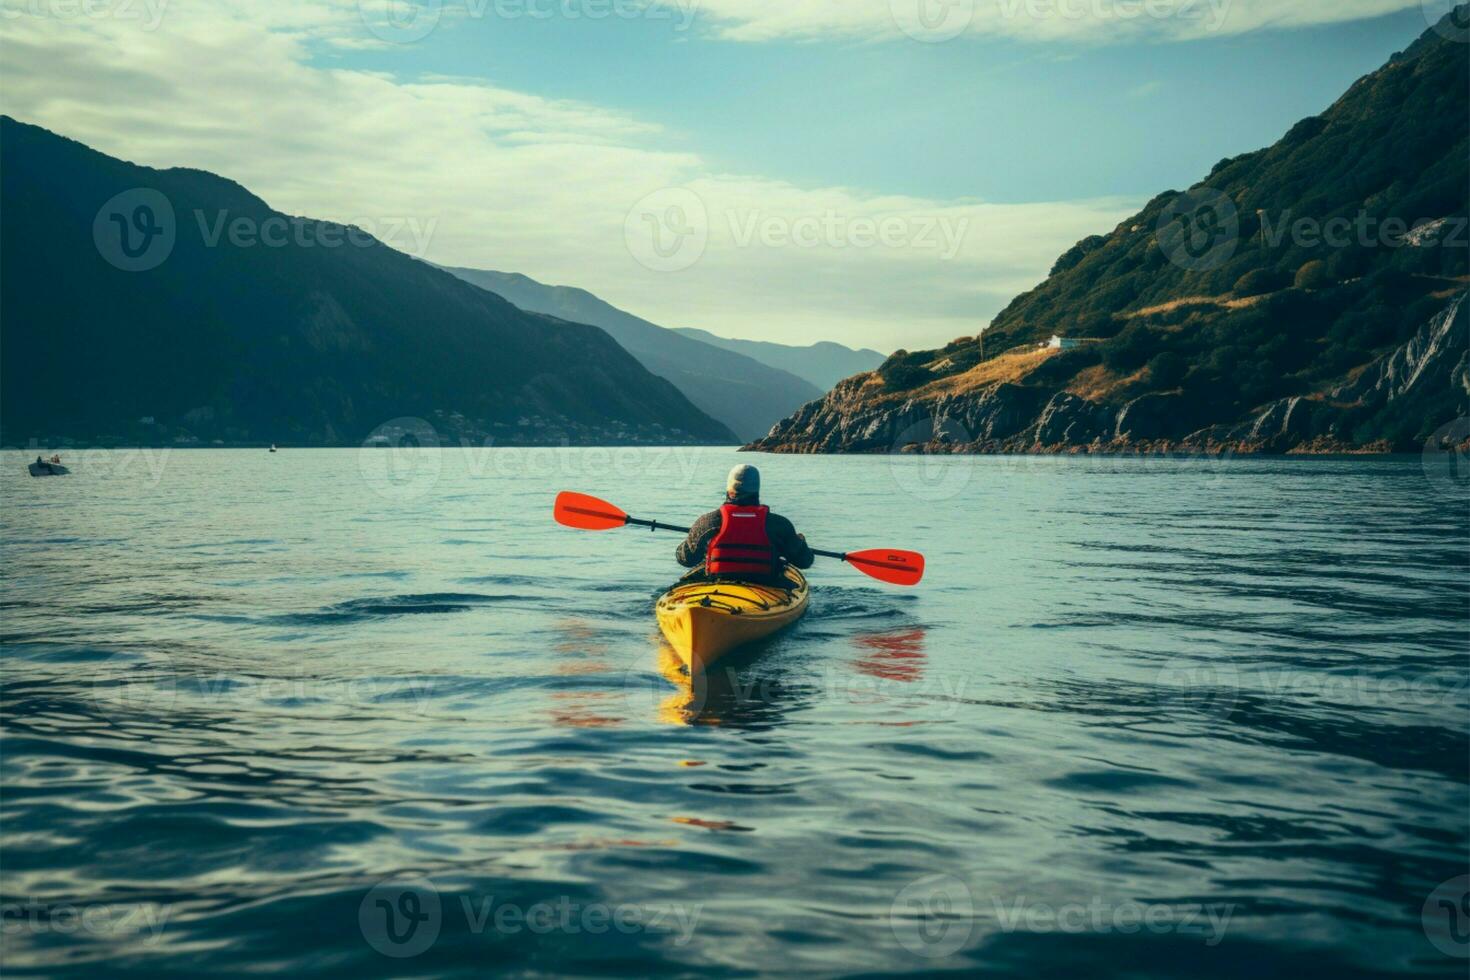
[3,445,1440,461]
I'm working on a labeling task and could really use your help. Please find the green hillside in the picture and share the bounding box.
[756,11,1467,454]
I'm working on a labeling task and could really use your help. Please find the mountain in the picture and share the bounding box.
[0,118,734,447]
[441,268,822,442]
[750,11,1468,456]
[670,328,886,392]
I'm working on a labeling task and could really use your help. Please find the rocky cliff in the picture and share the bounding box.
[751,292,1466,455]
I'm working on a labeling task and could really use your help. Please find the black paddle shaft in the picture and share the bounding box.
[624,516,847,563]
[626,516,690,535]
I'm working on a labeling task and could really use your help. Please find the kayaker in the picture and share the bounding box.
[676,464,814,587]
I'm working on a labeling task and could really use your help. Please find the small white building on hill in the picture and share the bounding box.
[1042,335,1082,351]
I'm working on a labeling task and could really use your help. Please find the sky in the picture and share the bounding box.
[0,0,1456,351]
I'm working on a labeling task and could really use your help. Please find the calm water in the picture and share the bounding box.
[1,448,1466,977]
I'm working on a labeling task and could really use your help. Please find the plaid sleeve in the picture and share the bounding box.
[768,513,815,569]
[675,511,721,568]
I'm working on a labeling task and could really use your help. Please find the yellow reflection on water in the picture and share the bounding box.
[655,645,708,727]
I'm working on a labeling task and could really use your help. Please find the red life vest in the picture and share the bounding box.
[707,504,778,578]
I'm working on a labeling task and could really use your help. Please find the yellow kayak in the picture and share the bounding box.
[656,567,809,672]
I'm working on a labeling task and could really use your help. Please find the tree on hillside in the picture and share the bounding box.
[1295,260,1330,290]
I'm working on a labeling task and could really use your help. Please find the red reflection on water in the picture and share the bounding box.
[548,691,621,728]
[852,629,928,683]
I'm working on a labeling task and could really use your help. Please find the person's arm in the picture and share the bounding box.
[676,511,720,568]
[768,514,815,570]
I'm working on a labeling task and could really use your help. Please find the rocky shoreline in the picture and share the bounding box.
[746,293,1467,457]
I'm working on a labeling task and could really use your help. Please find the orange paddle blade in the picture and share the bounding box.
[846,549,925,587]
[554,492,629,531]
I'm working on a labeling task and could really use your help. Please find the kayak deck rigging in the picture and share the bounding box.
[689,585,788,614]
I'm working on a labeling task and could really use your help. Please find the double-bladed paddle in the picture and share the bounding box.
[553,491,925,587]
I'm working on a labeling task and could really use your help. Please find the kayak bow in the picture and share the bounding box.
[656,567,809,672]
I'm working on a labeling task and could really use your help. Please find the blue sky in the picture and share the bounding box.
[328,6,1433,203]
[1,0,1453,351]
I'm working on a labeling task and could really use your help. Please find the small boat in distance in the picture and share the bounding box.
[269,444,278,453]
[29,455,69,477]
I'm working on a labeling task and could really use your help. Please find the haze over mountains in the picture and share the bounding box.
[1,117,734,448]
[753,10,1469,456]
[441,268,827,442]
[670,329,886,392]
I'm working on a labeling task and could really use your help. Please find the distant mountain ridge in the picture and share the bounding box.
[670,328,886,391]
[0,118,734,447]
[750,10,1468,456]
[441,267,823,442]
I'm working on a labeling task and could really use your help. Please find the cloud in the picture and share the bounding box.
[692,0,1423,44]
[0,0,1138,350]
